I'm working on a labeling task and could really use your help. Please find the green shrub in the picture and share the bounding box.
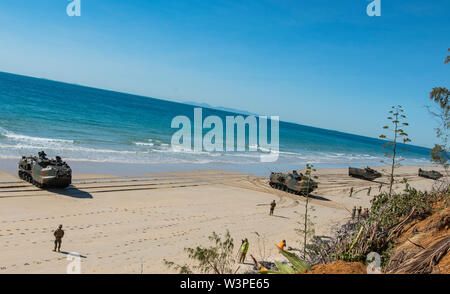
[369,185,436,229]
[164,230,237,274]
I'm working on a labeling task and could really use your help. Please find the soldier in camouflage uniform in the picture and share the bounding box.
[270,200,276,216]
[53,225,64,252]
[352,206,356,220]
[38,151,48,160]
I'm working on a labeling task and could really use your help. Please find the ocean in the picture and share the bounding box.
[0,72,431,175]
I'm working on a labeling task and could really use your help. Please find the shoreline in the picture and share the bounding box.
[0,157,438,178]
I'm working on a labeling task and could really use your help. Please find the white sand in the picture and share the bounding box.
[0,165,443,273]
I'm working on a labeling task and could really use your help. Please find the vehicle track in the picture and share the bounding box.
[0,173,249,199]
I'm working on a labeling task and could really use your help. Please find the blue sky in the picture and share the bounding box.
[0,0,448,147]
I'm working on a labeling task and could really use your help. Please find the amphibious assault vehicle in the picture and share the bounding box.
[269,170,318,195]
[348,167,382,181]
[18,151,72,188]
[418,168,443,180]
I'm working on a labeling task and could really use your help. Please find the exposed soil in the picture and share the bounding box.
[308,260,366,274]
[307,200,449,274]
[384,201,449,274]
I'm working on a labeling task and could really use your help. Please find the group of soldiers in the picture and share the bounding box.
[351,206,369,221]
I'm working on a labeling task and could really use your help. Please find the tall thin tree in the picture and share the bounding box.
[379,106,411,196]
[296,164,317,259]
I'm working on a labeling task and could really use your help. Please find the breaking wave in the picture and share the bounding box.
[0,127,430,166]
[0,127,74,145]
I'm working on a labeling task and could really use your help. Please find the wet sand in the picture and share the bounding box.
[0,165,443,273]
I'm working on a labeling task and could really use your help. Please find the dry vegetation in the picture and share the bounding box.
[305,185,449,274]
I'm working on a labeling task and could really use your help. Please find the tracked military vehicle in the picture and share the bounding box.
[269,170,318,195]
[18,151,72,188]
[418,168,443,180]
[269,172,285,188]
[348,166,382,181]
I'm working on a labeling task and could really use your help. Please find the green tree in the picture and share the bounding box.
[379,106,411,196]
[428,49,449,177]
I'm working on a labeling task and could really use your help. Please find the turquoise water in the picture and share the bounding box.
[0,72,431,170]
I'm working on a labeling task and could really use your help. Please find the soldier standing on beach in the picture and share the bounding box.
[352,206,356,220]
[357,207,362,221]
[53,225,64,252]
[269,200,276,216]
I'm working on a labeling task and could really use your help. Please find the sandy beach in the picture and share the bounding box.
[0,164,443,274]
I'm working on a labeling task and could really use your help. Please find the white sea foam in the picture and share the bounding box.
[0,127,431,166]
[134,142,155,147]
[0,127,74,144]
